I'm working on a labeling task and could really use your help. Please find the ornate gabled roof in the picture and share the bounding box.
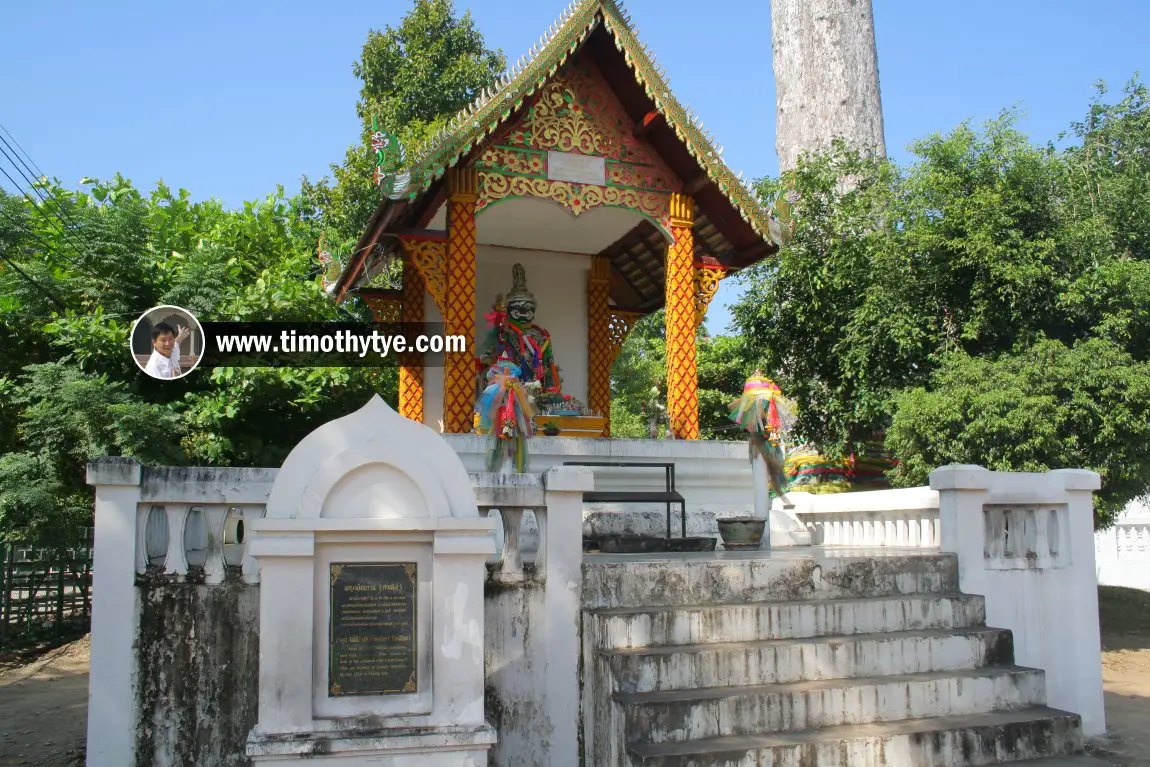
[396,0,777,246]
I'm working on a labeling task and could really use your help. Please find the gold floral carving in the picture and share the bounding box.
[479,172,669,224]
[526,79,614,156]
[478,146,545,176]
[398,239,446,317]
[694,266,725,329]
[364,296,402,323]
[607,310,644,361]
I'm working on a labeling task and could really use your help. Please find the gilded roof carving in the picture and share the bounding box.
[394,0,783,247]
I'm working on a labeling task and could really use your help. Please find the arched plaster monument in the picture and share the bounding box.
[245,395,497,765]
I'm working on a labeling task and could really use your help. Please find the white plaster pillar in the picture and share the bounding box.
[931,465,1106,737]
[930,464,992,596]
[497,507,525,579]
[247,532,316,733]
[85,458,142,767]
[431,528,496,726]
[541,466,593,767]
[1051,469,1107,736]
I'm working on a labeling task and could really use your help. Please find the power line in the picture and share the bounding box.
[0,123,115,285]
[0,251,67,311]
[0,123,47,179]
[0,205,107,285]
[0,139,83,246]
[0,142,97,277]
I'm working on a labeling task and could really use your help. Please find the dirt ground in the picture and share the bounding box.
[1090,637,1150,766]
[0,589,1147,767]
[0,635,88,767]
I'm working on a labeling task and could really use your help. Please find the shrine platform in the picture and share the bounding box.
[443,434,813,547]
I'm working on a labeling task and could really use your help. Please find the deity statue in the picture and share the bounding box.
[478,264,562,395]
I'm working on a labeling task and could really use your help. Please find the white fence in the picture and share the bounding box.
[1095,498,1150,591]
[789,466,1106,736]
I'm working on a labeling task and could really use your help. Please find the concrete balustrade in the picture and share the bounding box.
[86,446,1109,765]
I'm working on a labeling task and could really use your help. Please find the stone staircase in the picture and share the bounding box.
[582,551,1107,767]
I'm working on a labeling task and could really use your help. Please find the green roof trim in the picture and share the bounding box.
[399,0,782,246]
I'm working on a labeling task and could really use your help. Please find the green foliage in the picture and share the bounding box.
[610,313,665,438]
[609,313,755,440]
[0,0,506,545]
[728,78,1150,519]
[301,0,505,240]
[887,339,1150,527]
[0,176,397,545]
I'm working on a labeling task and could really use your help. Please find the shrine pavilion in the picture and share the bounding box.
[334,0,789,439]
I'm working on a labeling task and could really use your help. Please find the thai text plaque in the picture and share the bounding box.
[547,150,606,186]
[328,562,417,696]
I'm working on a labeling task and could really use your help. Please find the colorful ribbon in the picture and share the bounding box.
[476,362,535,473]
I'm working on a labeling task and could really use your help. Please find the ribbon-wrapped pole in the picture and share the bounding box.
[728,372,797,510]
[476,362,536,473]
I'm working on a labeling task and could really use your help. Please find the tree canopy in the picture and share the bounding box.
[0,0,503,546]
[1,0,1146,544]
[728,79,1150,525]
[301,0,504,243]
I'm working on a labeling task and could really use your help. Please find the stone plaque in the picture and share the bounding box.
[547,150,605,186]
[328,562,417,696]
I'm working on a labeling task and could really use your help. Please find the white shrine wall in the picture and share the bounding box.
[1095,496,1150,591]
[421,244,593,432]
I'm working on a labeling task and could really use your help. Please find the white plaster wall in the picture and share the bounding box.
[422,245,592,430]
[423,291,444,431]
[1095,496,1150,591]
[475,245,590,406]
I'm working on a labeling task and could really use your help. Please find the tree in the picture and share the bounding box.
[0,0,508,546]
[771,0,886,172]
[610,313,666,438]
[301,0,505,241]
[732,80,1150,521]
[0,176,389,545]
[609,313,755,440]
[887,339,1150,526]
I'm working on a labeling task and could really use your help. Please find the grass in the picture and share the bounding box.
[1099,586,1150,637]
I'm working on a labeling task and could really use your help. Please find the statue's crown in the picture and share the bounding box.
[506,263,535,306]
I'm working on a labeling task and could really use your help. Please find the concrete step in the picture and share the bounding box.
[590,593,986,650]
[1004,759,1116,766]
[626,706,1081,766]
[601,627,1014,693]
[583,551,958,609]
[615,666,1046,742]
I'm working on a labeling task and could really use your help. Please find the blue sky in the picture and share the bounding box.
[2,1,1147,330]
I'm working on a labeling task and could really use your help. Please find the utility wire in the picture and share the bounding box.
[0,205,107,284]
[0,146,98,277]
[0,251,67,311]
[0,123,114,284]
[0,140,85,249]
[0,123,47,179]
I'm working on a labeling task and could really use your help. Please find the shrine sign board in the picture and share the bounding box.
[547,150,605,186]
[328,562,418,696]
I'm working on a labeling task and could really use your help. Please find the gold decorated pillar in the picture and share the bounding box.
[587,255,612,434]
[665,193,699,439]
[443,168,479,433]
[399,255,425,423]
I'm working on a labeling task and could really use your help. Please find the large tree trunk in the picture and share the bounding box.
[772,0,886,172]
